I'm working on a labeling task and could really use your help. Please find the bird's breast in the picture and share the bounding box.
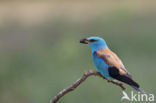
[93,52,108,70]
[92,52,110,78]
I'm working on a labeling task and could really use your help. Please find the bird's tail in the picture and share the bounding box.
[131,86,145,94]
[114,75,145,94]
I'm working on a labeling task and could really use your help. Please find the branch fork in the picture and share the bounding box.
[50,70,125,103]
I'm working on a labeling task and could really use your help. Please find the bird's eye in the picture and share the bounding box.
[89,39,97,42]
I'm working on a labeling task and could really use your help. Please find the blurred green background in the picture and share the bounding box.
[0,1,156,103]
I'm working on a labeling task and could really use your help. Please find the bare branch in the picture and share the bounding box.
[50,70,125,103]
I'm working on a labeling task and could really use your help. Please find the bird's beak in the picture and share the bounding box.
[80,38,89,44]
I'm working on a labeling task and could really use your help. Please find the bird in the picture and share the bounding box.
[80,36,145,93]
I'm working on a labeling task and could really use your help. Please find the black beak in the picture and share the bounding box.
[80,38,89,44]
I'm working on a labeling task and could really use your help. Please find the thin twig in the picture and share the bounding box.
[50,70,125,103]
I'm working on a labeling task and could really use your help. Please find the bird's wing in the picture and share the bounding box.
[96,48,132,77]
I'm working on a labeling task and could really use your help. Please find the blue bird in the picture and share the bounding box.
[80,36,144,93]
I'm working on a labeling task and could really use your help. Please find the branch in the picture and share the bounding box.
[50,70,126,103]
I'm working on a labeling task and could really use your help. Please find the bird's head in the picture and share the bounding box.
[80,37,108,52]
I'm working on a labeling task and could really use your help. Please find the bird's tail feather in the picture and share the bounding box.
[131,86,145,94]
[113,75,145,94]
[114,75,139,88]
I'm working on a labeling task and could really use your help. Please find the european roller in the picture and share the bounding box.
[80,37,144,93]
